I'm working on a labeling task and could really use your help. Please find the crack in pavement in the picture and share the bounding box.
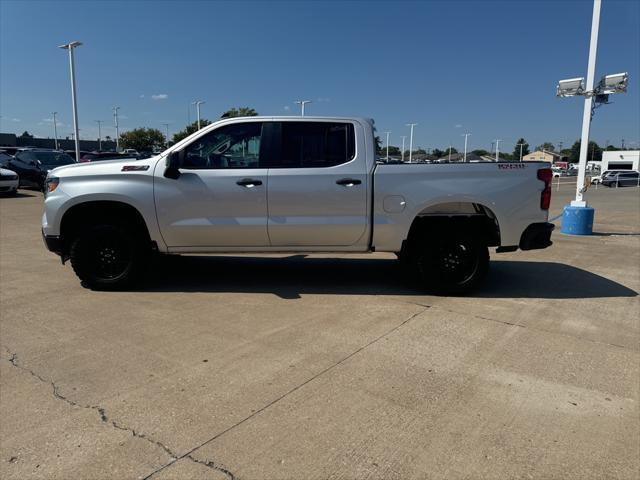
[2,349,180,464]
[186,454,237,480]
[142,306,430,480]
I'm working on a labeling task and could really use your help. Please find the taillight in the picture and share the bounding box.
[537,168,552,210]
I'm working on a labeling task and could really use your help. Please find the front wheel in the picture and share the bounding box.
[70,223,148,290]
[413,235,489,295]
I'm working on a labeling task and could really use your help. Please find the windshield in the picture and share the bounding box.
[33,152,75,166]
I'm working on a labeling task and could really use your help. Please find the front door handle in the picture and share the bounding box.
[336,178,362,187]
[236,178,263,187]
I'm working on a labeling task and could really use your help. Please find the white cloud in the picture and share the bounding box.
[317,97,330,102]
[455,124,462,128]
[139,94,145,98]
[11,118,20,122]
[151,94,168,100]
[283,105,290,111]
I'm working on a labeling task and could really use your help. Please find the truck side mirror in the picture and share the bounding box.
[164,151,182,179]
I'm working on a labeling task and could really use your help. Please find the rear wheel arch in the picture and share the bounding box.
[405,202,501,248]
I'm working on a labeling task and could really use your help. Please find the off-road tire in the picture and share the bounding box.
[409,233,489,295]
[69,223,148,290]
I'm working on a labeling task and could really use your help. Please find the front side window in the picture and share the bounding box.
[277,122,355,168]
[183,122,263,169]
[33,152,75,167]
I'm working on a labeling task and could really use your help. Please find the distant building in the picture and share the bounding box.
[522,150,566,163]
[0,132,116,152]
[601,150,640,171]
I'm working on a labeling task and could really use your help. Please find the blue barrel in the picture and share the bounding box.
[561,205,595,235]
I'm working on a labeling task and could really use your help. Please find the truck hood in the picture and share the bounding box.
[50,156,161,177]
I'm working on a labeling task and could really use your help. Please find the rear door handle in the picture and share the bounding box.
[336,178,362,186]
[236,178,263,187]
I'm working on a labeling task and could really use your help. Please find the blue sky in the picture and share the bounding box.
[1,0,639,153]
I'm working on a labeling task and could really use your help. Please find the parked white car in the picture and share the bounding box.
[0,167,19,195]
[41,116,554,294]
[591,169,627,184]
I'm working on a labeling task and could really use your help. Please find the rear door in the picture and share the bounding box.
[265,120,369,247]
[154,121,270,248]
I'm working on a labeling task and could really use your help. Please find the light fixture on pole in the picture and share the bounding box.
[161,123,170,147]
[52,112,59,150]
[494,139,502,162]
[58,41,82,162]
[192,101,205,130]
[400,136,407,162]
[406,123,417,163]
[95,120,103,151]
[294,100,311,116]
[113,106,120,151]
[384,131,391,161]
[462,133,471,162]
[556,0,629,235]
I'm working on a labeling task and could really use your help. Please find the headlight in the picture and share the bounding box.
[45,176,59,195]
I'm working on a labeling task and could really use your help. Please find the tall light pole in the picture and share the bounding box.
[573,0,601,207]
[401,136,407,162]
[52,112,59,150]
[192,100,205,130]
[406,123,417,163]
[59,41,82,162]
[494,139,502,161]
[448,144,452,162]
[113,106,120,151]
[161,123,170,147]
[295,100,311,116]
[517,142,527,162]
[95,120,103,151]
[462,133,471,162]
[384,131,391,161]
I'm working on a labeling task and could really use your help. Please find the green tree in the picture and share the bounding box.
[385,145,401,156]
[472,149,489,157]
[569,140,602,162]
[374,135,383,154]
[20,131,34,138]
[512,138,530,160]
[171,119,213,145]
[119,128,166,152]
[535,142,555,152]
[221,107,258,118]
[413,148,427,155]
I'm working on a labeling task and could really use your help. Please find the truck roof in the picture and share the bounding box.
[219,116,375,125]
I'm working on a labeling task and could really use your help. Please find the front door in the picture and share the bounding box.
[154,121,270,248]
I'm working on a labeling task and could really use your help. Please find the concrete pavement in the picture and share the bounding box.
[1,185,638,479]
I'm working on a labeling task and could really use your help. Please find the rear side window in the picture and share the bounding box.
[277,122,355,168]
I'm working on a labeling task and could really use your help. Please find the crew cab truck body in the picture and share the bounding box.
[42,116,554,293]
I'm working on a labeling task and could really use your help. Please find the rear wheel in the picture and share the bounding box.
[70,223,148,290]
[410,234,489,295]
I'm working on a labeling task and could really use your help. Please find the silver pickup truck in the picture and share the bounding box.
[42,116,554,294]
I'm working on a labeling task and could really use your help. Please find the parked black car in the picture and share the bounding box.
[79,151,134,162]
[601,171,640,187]
[0,151,15,169]
[6,150,75,190]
